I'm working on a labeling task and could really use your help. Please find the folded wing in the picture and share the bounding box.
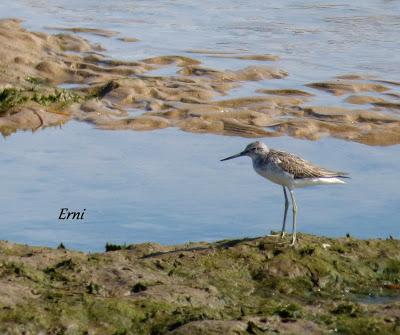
[269,150,349,179]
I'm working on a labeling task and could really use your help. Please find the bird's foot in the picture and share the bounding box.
[268,231,286,238]
[290,236,297,246]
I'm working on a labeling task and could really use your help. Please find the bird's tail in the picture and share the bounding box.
[336,172,350,179]
[323,169,350,179]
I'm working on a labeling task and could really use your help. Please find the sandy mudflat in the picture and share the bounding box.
[1,18,400,145]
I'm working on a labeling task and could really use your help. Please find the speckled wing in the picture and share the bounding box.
[268,150,348,179]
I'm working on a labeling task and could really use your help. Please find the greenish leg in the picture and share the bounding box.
[280,186,289,238]
[289,189,298,246]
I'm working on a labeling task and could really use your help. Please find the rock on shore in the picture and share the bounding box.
[0,234,399,334]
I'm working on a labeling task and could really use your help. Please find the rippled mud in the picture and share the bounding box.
[1,19,400,145]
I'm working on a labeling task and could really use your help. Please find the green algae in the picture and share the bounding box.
[31,88,81,107]
[86,281,101,295]
[382,259,400,282]
[334,316,396,335]
[272,303,302,319]
[26,76,48,86]
[0,234,400,334]
[0,261,45,283]
[0,86,81,114]
[57,242,66,250]
[105,242,129,252]
[0,88,28,112]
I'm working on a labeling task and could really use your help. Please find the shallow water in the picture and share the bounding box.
[356,294,400,305]
[0,1,400,250]
[0,122,399,251]
[3,1,400,117]
[3,0,400,83]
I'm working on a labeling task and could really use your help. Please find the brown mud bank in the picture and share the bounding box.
[1,18,400,145]
[1,234,400,334]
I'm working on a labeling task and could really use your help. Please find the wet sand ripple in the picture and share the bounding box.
[1,19,400,146]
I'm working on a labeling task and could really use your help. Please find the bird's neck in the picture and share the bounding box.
[251,153,268,168]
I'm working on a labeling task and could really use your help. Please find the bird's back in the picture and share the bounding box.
[266,149,348,179]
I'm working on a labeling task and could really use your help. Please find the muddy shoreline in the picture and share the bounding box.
[1,234,399,334]
[1,18,400,145]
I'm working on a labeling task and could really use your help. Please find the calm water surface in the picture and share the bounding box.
[0,1,399,250]
[1,122,399,251]
[2,0,400,82]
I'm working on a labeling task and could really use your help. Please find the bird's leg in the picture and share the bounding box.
[289,189,298,246]
[268,186,290,238]
[280,186,289,238]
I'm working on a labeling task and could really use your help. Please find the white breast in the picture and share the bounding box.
[253,160,294,188]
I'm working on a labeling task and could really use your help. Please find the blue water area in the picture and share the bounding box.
[0,122,399,251]
[2,0,400,84]
[0,1,399,251]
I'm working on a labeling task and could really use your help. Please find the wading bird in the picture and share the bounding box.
[221,142,348,245]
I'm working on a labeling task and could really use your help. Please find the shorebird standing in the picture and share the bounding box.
[221,141,348,245]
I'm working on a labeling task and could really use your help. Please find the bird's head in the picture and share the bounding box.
[220,141,269,161]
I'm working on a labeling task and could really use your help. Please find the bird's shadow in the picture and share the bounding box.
[214,237,261,249]
[140,246,210,259]
[140,237,261,259]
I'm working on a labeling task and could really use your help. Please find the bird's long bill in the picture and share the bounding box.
[220,152,244,161]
